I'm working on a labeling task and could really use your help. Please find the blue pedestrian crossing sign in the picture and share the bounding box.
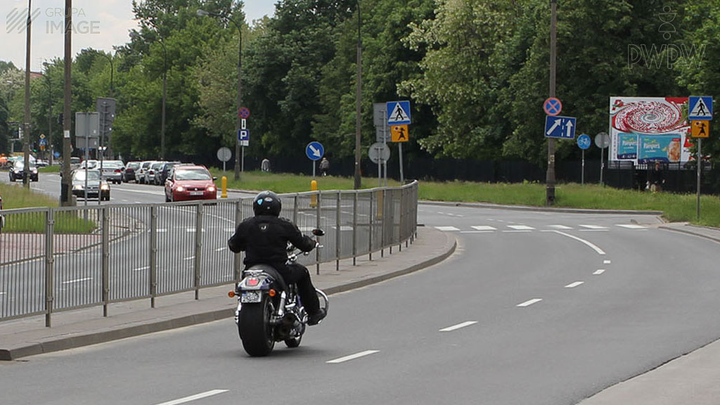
[306,141,324,161]
[387,101,411,125]
[545,116,577,139]
[689,96,713,121]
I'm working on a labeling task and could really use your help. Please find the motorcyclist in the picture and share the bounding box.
[228,191,327,325]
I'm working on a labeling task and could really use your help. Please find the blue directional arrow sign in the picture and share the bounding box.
[545,116,577,139]
[306,141,324,161]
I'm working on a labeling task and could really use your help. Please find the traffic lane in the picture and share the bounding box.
[3,215,717,404]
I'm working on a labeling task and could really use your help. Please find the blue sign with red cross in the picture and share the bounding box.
[544,97,562,116]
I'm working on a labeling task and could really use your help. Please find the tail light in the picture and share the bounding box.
[114,169,122,173]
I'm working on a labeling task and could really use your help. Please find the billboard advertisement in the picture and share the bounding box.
[609,97,692,164]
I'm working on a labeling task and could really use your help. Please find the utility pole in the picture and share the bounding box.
[61,0,73,206]
[22,0,32,188]
[546,0,557,206]
[353,1,363,190]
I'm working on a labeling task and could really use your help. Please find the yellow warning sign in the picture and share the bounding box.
[391,125,409,142]
[692,120,709,138]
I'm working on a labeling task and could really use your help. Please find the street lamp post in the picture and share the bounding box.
[198,8,242,181]
[97,52,115,159]
[61,0,74,207]
[158,41,167,160]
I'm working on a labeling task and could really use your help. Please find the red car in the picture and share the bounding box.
[164,165,217,202]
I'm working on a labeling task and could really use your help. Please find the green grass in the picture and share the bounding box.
[5,170,720,228]
[0,182,97,233]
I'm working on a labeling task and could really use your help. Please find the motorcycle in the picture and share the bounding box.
[229,229,329,357]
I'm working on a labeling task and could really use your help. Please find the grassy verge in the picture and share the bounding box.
[0,183,97,233]
[209,171,720,227]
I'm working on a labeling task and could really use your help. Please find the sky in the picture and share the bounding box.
[1,0,276,72]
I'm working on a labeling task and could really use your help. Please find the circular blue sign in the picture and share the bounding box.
[577,134,591,150]
[306,141,324,161]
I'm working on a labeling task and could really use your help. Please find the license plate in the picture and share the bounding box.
[190,191,203,196]
[241,291,262,303]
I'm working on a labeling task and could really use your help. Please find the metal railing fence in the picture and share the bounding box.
[0,182,418,326]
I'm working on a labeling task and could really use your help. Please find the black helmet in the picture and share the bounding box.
[253,191,282,216]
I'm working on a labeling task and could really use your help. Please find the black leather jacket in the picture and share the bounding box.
[228,214,316,267]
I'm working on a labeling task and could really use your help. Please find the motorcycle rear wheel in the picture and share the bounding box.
[238,295,275,356]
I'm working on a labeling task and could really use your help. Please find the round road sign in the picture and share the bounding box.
[217,147,232,162]
[595,132,610,149]
[368,142,391,164]
[544,97,562,116]
[577,134,591,150]
[238,107,250,119]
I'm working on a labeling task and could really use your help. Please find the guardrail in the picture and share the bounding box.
[0,182,418,326]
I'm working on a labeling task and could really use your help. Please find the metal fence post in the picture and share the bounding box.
[352,191,358,266]
[150,206,158,308]
[194,202,204,300]
[45,208,55,327]
[102,206,110,317]
[336,191,341,271]
[234,200,243,282]
[369,190,373,261]
[316,189,321,275]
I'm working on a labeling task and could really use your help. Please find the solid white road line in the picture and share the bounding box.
[440,321,478,332]
[155,389,229,405]
[517,298,542,307]
[327,350,380,364]
[565,281,584,288]
[593,269,605,275]
[553,231,606,255]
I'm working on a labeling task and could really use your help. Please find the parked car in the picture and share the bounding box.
[79,159,99,170]
[99,160,125,184]
[123,161,141,183]
[164,165,217,202]
[9,160,38,182]
[69,156,81,170]
[156,161,185,185]
[71,169,110,201]
[137,161,154,184]
[144,161,166,185]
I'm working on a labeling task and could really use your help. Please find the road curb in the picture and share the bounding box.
[419,200,664,216]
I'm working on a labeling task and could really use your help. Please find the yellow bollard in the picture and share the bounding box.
[310,180,318,207]
[221,176,228,198]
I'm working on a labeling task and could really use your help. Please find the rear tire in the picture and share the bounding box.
[238,295,275,356]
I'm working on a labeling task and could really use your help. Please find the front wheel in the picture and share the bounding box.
[238,295,275,356]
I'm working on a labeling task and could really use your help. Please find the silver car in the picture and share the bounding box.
[99,160,125,184]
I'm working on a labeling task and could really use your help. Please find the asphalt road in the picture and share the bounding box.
[3,204,720,405]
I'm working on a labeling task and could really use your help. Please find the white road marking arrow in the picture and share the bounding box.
[546,119,561,136]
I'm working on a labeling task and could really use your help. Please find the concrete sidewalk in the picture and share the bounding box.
[0,226,456,361]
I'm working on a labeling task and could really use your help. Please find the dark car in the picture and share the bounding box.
[164,165,217,202]
[123,161,141,183]
[9,160,38,182]
[156,162,186,185]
